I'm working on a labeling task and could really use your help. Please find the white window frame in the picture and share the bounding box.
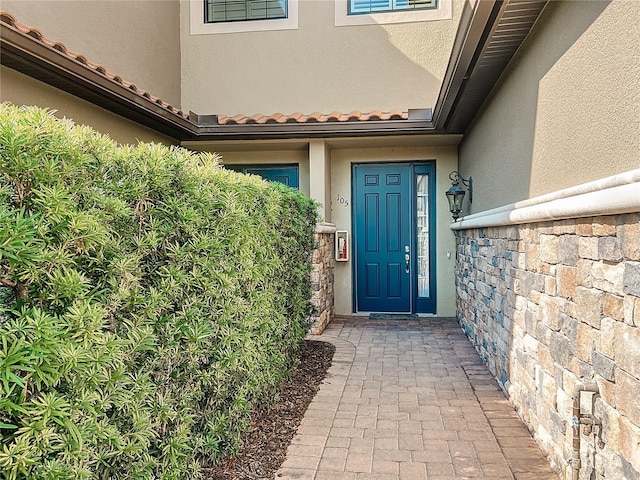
[335,0,451,26]
[190,0,298,35]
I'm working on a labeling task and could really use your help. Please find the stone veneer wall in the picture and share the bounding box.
[310,223,335,335]
[455,213,640,480]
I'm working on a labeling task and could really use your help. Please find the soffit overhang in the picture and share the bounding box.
[435,0,549,133]
[1,1,548,142]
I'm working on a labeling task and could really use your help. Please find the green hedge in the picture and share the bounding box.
[0,104,318,479]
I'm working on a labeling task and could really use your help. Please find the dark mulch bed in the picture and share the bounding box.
[204,340,336,480]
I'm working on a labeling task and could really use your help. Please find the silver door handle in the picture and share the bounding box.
[405,253,410,273]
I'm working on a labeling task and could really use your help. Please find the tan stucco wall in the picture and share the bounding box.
[179,0,462,116]
[330,146,458,317]
[1,0,181,107]
[1,66,177,145]
[459,0,640,214]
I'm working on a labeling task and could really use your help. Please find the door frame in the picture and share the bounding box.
[351,161,437,314]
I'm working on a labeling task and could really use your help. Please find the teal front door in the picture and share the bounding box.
[353,162,436,314]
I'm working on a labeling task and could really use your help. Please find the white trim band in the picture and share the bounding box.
[316,222,337,234]
[451,169,640,230]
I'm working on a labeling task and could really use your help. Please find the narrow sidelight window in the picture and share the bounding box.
[416,173,430,299]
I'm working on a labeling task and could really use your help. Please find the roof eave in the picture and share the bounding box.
[433,0,550,134]
[1,16,439,141]
[1,0,549,141]
[432,0,498,132]
[192,120,436,141]
[0,22,197,140]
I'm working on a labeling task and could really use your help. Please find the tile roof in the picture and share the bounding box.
[2,2,549,137]
[217,110,409,125]
[1,10,437,139]
[0,10,189,120]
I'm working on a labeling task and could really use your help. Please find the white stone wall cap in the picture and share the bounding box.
[315,222,338,234]
[451,169,640,230]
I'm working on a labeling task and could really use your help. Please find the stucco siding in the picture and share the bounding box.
[1,66,177,145]
[2,0,181,107]
[179,0,463,116]
[459,0,640,214]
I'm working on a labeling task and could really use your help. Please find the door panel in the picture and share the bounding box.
[387,263,402,298]
[365,263,380,298]
[386,193,401,252]
[365,194,379,252]
[354,165,411,312]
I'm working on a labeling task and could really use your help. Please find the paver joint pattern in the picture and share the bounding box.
[276,316,560,480]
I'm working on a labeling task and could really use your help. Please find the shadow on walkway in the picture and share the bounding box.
[276,316,559,480]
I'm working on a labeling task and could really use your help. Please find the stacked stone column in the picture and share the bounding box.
[310,222,336,335]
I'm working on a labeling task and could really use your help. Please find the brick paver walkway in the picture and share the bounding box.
[276,316,559,480]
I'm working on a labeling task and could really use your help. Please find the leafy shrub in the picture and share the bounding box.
[0,103,317,479]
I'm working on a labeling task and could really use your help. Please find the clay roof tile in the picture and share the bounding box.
[248,115,265,124]
[0,11,15,25]
[388,109,407,120]
[345,111,362,121]
[227,114,249,125]
[324,112,340,122]
[286,112,304,123]
[183,109,410,127]
[369,111,383,121]
[52,42,67,53]
[25,28,43,41]
[240,114,256,124]
[305,112,322,123]
[265,113,283,124]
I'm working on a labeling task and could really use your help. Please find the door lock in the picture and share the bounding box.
[404,245,410,273]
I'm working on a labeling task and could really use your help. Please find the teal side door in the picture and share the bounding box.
[229,164,299,189]
[353,162,436,314]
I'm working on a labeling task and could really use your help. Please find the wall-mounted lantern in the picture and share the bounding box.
[445,171,473,221]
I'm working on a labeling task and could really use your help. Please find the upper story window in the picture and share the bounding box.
[335,0,451,26]
[191,0,298,34]
[205,0,287,23]
[349,0,436,15]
